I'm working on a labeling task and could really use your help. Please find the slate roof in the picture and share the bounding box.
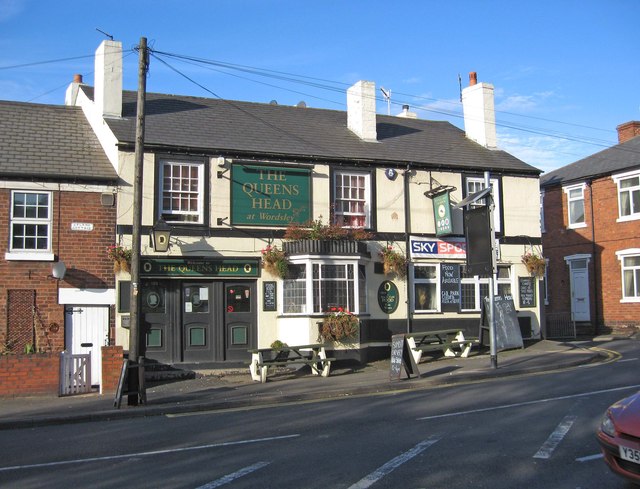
[541,135,640,188]
[0,100,117,182]
[82,87,540,176]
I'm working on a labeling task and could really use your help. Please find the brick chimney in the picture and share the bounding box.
[94,40,122,118]
[64,74,84,106]
[461,71,497,149]
[347,80,377,142]
[616,121,640,144]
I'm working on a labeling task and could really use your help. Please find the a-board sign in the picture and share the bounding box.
[440,263,461,312]
[480,296,524,352]
[518,276,536,308]
[263,281,277,311]
[390,334,419,380]
[378,281,399,314]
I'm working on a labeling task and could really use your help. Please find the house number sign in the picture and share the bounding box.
[71,222,94,231]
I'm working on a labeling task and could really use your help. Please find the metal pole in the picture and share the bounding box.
[404,164,412,334]
[128,37,148,405]
[485,171,498,369]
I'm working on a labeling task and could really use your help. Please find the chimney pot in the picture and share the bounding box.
[469,72,477,86]
[73,74,83,84]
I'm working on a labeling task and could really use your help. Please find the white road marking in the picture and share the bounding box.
[347,437,440,489]
[618,358,639,363]
[195,461,270,488]
[417,384,640,421]
[0,434,298,472]
[576,453,604,462]
[533,414,577,459]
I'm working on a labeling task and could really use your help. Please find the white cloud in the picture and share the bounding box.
[496,91,555,112]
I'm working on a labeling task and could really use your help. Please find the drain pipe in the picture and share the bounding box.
[404,164,413,333]
[588,180,599,335]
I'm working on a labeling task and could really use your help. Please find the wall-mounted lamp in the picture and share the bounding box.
[150,217,172,252]
[217,217,228,226]
[51,261,66,280]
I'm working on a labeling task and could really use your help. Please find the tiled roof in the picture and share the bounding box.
[0,100,117,182]
[541,136,640,187]
[83,87,540,175]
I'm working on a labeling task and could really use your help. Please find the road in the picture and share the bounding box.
[1,339,638,488]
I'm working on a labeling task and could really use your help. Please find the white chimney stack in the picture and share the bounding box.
[94,40,122,118]
[461,71,497,149]
[397,104,417,119]
[347,80,377,142]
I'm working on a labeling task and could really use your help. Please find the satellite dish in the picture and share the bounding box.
[453,186,492,209]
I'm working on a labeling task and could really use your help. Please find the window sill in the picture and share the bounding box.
[616,215,640,223]
[5,252,55,262]
[620,298,640,303]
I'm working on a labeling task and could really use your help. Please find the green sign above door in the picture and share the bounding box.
[141,258,260,278]
[231,164,311,226]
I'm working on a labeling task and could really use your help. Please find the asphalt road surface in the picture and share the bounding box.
[1,338,638,488]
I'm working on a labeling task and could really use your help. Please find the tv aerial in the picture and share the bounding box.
[380,87,391,115]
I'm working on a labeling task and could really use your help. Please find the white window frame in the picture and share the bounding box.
[616,248,640,303]
[563,183,587,229]
[333,170,371,228]
[158,159,205,225]
[412,263,440,313]
[465,177,501,233]
[282,259,367,315]
[540,190,546,233]
[613,169,640,222]
[460,265,512,312]
[5,190,54,261]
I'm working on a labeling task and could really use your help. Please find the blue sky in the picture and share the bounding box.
[1,0,638,174]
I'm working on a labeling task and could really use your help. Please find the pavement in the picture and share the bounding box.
[0,337,626,430]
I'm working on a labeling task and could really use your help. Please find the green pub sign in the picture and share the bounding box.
[433,192,453,236]
[141,258,260,278]
[377,281,400,314]
[231,164,311,226]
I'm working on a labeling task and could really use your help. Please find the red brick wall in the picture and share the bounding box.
[101,345,124,393]
[0,353,60,397]
[543,176,640,334]
[0,188,117,354]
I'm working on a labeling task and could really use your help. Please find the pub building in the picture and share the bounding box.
[67,40,543,369]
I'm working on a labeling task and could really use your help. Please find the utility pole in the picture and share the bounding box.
[128,36,148,405]
[485,171,498,369]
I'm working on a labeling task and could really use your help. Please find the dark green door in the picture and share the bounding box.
[224,282,256,361]
[182,282,215,363]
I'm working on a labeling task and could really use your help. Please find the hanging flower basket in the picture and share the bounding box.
[522,252,546,277]
[379,245,407,278]
[318,307,359,342]
[261,245,288,279]
[107,245,132,274]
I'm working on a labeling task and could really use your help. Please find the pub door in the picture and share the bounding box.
[224,282,257,362]
[182,282,216,363]
[142,280,178,365]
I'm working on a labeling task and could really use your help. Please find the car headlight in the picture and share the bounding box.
[601,412,616,437]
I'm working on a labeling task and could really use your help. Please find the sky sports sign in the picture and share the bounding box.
[410,236,466,259]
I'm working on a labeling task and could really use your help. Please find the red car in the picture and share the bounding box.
[597,391,640,485]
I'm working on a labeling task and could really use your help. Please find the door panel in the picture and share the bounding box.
[571,268,590,322]
[224,282,256,361]
[142,281,175,364]
[182,283,215,363]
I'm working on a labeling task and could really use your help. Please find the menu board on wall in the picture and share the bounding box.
[263,281,277,311]
[518,276,536,308]
[440,263,461,312]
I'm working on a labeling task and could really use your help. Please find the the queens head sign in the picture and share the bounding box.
[410,236,466,259]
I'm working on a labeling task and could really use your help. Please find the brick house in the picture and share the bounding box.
[65,40,543,366]
[0,100,119,391]
[541,121,640,336]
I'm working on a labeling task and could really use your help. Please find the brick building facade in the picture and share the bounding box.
[541,121,640,336]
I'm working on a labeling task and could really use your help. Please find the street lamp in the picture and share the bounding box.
[150,217,171,252]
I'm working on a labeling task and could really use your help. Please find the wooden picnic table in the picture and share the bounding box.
[405,329,479,364]
[248,343,334,383]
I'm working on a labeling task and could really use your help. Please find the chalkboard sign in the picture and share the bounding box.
[518,277,536,308]
[440,263,461,312]
[480,296,524,352]
[263,281,277,311]
[390,334,419,380]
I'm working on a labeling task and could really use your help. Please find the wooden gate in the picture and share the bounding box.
[59,351,92,395]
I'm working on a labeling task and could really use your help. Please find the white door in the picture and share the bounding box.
[65,306,109,386]
[570,262,590,322]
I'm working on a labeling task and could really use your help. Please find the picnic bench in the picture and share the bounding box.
[248,343,335,383]
[405,329,479,364]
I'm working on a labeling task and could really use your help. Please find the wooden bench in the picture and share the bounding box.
[406,329,479,364]
[248,344,335,383]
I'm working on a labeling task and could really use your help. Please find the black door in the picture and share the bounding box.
[141,281,175,364]
[182,282,215,363]
[224,282,256,361]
